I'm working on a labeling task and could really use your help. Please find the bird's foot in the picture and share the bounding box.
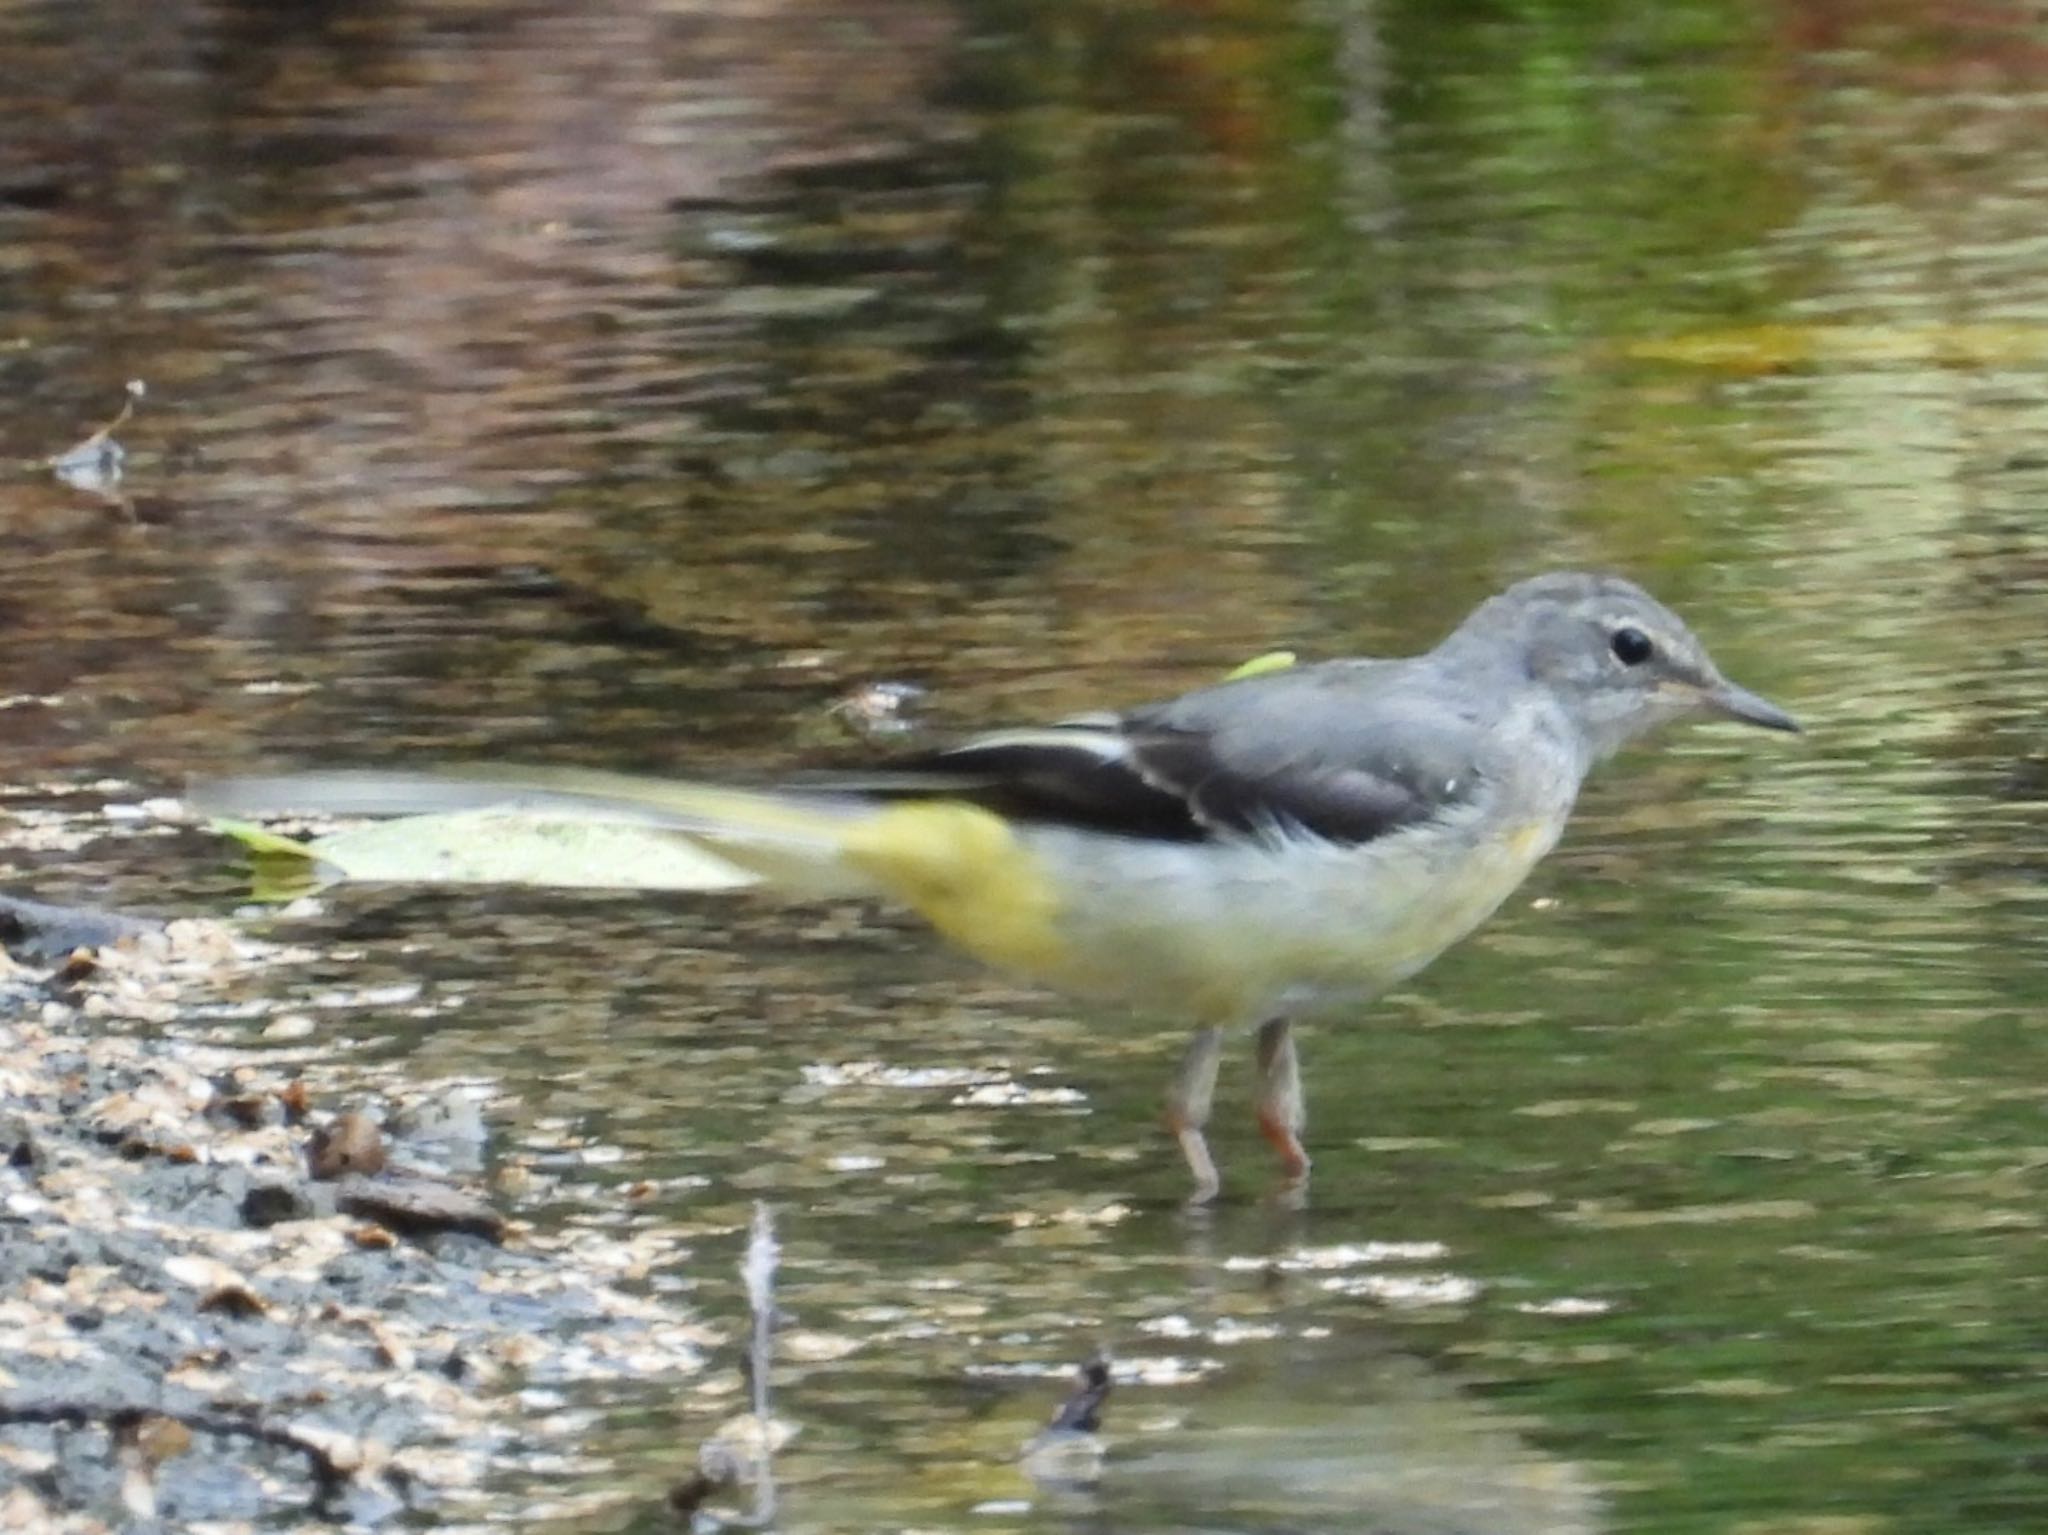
[1256,1107,1312,1184]
[1173,1122,1223,1206]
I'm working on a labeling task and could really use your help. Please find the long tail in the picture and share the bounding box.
[193,766,1067,977]
[191,767,890,899]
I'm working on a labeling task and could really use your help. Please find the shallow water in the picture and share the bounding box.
[4,0,2047,1531]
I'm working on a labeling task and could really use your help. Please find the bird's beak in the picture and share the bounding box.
[1702,678,1801,733]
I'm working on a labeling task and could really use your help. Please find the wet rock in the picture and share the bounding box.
[241,1178,314,1229]
[0,891,160,961]
[335,1176,507,1245]
[308,1112,386,1180]
[263,1012,317,1042]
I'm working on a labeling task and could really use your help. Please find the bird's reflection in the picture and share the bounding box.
[1011,1204,1600,1535]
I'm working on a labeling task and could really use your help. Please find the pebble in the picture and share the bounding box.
[0,1113,36,1169]
[308,1111,387,1180]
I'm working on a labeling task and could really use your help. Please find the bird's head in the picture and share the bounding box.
[1448,571,1799,762]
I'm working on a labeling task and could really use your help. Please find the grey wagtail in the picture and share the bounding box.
[199,571,1797,1201]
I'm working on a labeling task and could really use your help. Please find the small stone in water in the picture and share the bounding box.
[308,1111,386,1180]
[241,1178,314,1228]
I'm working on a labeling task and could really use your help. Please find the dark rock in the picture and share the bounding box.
[335,1176,506,1245]
[0,891,161,960]
[241,1179,315,1229]
[0,1112,37,1169]
[667,1469,723,1517]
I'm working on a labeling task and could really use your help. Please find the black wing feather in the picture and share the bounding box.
[871,717,1471,847]
[882,733,1210,841]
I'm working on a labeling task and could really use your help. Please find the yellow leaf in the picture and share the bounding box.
[1223,650,1297,681]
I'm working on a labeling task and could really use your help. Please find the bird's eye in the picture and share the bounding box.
[1610,625,1654,666]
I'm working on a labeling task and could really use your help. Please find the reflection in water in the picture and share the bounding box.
[4,0,2048,1532]
[1032,1221,1601,1535]
[1072,1347,1601,1535]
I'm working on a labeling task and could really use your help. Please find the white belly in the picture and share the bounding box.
[1021,809,1565,1024]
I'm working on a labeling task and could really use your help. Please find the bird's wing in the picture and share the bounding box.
[871,658,1494,845]
[194,662,1501,850]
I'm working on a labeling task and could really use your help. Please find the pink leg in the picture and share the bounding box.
[1165,1025,1226,1204]
[1253,1016,1310,1184]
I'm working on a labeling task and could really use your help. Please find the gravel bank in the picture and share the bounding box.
[0,895,708,1531]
